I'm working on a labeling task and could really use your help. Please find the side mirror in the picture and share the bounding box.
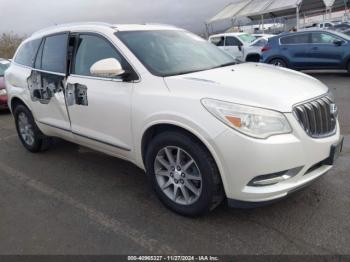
[333,40,344,46]
[90,58,125,78]
[238,44,243,51]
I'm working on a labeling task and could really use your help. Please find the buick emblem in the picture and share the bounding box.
[330,104,338,117]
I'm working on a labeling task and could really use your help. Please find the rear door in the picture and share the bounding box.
[279,33,311,69]
[65,33,137,156]
[309,32,347,69]
[28,33,71,132]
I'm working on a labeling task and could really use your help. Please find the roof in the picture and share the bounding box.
[31,22,180,39]
[208,0,350,23]
[209,32,251,38]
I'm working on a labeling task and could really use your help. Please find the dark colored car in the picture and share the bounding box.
[0,60,10,109]
[261,30,350,73]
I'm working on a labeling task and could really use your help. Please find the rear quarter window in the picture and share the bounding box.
[14,38,41,67]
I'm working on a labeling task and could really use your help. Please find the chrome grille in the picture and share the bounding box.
[293,96,337,138]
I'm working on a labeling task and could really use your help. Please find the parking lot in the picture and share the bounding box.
[0,72,349,255]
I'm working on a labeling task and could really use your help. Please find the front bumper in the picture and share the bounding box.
[212,113,341,204]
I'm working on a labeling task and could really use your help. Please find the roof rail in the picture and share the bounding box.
[32,22,113,36]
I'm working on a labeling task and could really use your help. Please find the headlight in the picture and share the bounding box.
[201,98,292,139]
[0,89,7,96]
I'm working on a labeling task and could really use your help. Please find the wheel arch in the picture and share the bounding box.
[10,96,31,114]
[266,56,290,67]
[140,122,228,198]
[245,53,261,62]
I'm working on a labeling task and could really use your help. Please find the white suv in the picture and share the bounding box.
[5,23,343,216]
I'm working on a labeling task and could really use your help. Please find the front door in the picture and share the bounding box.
[309,32,346,69]
[65,33,137,156]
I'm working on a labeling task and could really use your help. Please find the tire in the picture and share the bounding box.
[347,61,350,75]
[269,58,287,68]
[14,104,52,153]
[145,131,224,217]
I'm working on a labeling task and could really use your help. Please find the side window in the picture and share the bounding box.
[14,39,41,67]
[210,37,224,47]
[41,33,68,74]
[311,33,340,44]
[225,37,242,46]
[280,34,310,44]
[73,34,128,78]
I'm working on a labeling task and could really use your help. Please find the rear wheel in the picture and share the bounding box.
[269,58,287,68]
[145,131,224,217]
[14,104,51,153]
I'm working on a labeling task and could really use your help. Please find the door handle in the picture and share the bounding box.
[312,47,319,51]
[66,83,88,106]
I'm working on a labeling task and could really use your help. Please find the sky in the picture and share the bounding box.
[0,0,235,35]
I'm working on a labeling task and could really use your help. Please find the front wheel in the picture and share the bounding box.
[347,61,350,75]
[14,104,51,153]
[145,131,224,216]
[269,58,287,68]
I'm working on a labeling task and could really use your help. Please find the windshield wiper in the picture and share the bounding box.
[211,61,237,69]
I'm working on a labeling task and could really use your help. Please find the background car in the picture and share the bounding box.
[244,34,275,62]
[209,32,256,61]
[260,30,350,73]
[329,22,350,32]
[0,59,10,109]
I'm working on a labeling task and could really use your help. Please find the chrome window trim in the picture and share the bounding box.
[69,74,124,83]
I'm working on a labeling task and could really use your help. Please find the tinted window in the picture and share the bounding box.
[280,33,310,44]
[237,34,256,44]
[73,34,128,78]
[41,34,68,73]
[311,33,341,44]
[225,37,241,46]
[210,36,225,46]
[14,39,41,67]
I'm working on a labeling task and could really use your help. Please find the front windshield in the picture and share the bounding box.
[116,30,236,77]
[237,34,256,44]
[0,62,10,76]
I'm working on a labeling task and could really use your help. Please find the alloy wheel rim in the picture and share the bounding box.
[18,112,35,146]
[154,146,202,205]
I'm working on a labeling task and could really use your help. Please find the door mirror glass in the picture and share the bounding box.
[90,58,125,78]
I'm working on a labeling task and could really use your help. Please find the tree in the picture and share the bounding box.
[0,32,26,59]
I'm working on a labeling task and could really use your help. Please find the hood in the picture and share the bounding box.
[164,63,328,112]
